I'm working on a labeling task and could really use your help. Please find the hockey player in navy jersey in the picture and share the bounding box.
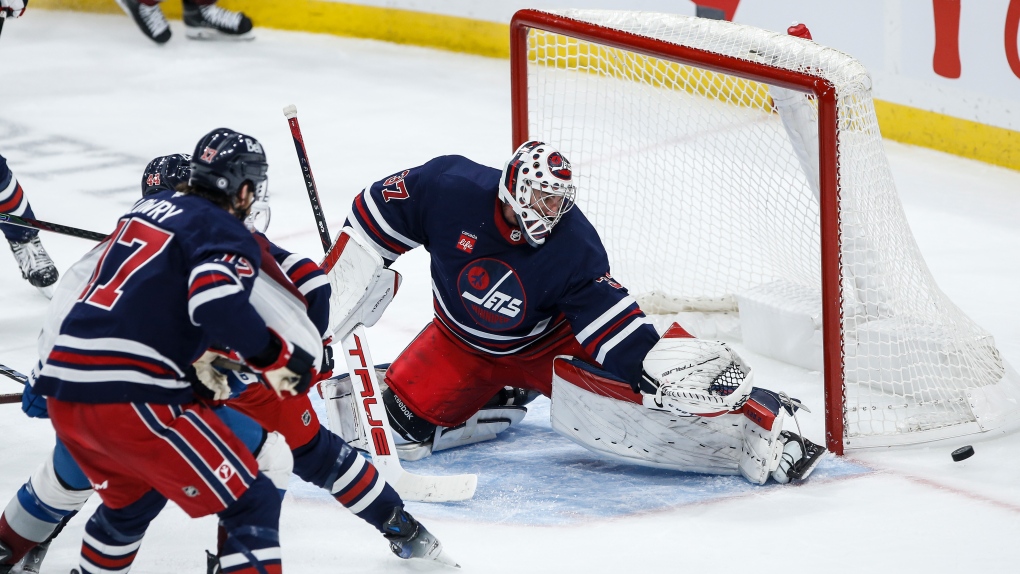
[0,152,454,573]
[25,127,320,574]
[328,140,825,486]
[0,154,60,297]
[139,155,455,569]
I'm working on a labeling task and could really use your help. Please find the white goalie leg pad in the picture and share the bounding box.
[431,406,528,454]
[321,228,402,340]
[552,357,743,474]
[254,431,293,491]
[738,389,789,485]
[319,368,389,453]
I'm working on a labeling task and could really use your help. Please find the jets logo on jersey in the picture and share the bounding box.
[457,231,477,254]
[458,258,526,330]
[382,170,411,202]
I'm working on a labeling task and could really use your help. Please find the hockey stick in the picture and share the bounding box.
[0,363,27,405]
[0,212,108,242]
[341,325,476,501]
[282,105,332,254]
[282,105,477,501]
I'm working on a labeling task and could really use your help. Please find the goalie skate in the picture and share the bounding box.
[772,431,827,483]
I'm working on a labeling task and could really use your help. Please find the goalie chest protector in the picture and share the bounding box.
[347,155,659,377]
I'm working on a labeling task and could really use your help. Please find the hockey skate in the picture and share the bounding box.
[10,539,50,574]
[0,539,13,574]
[772,431,827,484]
[382,507,459,568]
[114,0,171,44]
[182,0,254,41]
[8,236,58,298]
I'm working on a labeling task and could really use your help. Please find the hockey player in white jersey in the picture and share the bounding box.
[324,140,826,486]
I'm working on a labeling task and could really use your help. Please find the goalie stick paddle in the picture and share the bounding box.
[341,325,477,502]
[0,212,108,242]
[282,109,477,501]
[0,362,27,405]
[283,105,332,253]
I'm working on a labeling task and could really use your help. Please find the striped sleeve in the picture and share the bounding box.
[561,272,660,391]
[273,249,331,338]
[187,253,270,359]
[343,163,433,263]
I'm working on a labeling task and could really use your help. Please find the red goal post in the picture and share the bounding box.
[509,9,1020,455]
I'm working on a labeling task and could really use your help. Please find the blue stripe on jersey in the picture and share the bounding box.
[133,405,237,506]
[181,410,257,487]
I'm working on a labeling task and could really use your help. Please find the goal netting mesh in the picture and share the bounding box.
[516,9,1020,449]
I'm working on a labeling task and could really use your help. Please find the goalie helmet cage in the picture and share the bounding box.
[509,9,1020,455]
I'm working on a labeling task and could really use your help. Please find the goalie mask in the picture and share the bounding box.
[499,141,576,247]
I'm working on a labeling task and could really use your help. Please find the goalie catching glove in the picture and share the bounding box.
[638,323,826,484]
[247,328,318,396]
[640,323,753,416]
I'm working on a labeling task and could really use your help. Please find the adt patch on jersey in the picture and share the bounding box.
[458,258,525,331]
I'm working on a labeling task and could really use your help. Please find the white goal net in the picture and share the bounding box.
[512,9,1020,452]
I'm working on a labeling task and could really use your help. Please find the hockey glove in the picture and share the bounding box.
[249,328,316,396]
[21,367,48,419]
[192,350,232,401]
[0,0,27,19]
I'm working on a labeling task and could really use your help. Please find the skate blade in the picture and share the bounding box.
[426,548,460,569]
[184,28,255,41]
[36,283,55,299]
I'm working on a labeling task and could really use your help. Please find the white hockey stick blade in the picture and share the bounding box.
[340,325,477,502]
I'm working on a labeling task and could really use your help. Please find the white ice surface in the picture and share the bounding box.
[1,11,1019,573]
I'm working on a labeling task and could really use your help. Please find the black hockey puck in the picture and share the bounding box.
[951,445,974,462]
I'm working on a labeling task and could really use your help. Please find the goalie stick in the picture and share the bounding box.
[0,362,27,405]
[0,212,108,242]
[282,104,477,502]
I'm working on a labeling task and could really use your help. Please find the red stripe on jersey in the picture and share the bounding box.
[583,308,643,357]
[0,184,24,212]
[176,413,253,500]
[336,463,378,506]
[81,545,138,569]
[287,260,320,284]
[354,194,406,255]
[48,350,175,377]
[188,272,236,296]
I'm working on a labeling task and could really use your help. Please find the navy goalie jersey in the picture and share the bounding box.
[346,155,660,387]
[34,189,273,404]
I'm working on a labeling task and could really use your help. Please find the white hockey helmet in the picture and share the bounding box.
[499,141,576,247]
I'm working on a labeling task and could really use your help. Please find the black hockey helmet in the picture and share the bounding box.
[141,153,192,197]
[188,128,268,199]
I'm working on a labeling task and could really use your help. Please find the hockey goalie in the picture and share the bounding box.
[319,138,826,486]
